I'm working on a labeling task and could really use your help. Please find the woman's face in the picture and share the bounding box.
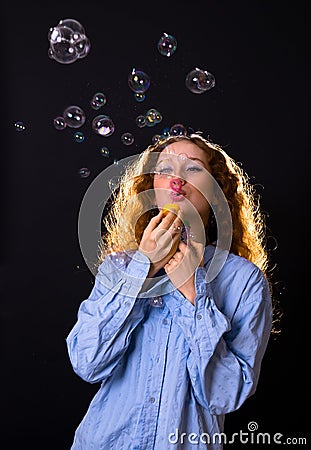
[153,140,213,227]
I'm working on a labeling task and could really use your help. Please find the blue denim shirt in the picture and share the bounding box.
[66,245,272,449]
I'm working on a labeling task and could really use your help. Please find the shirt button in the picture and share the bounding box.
[196,314,202,320]
[125,301,131,307]
[150,296,164,307]
[149,397,155,403]
[162,318,168,325]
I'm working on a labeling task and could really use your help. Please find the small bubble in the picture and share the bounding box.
[121,132,134,145]
[78,167,90,178]
[152,134,162,144]
[14,121,26,132]
[134,93,146,102]
[99,146,110,157]
[63,105,86,128]
[53,116,66,130]
[128,68,150,93]
[109,176,120,191]
[170,123,187,136]
[92,115,115,136]
[162,127,170,137]
[157,32,177,57]
[185,68,215,94]
[136,115,147,128]
[90,92,107,110]
[74,131,85,142]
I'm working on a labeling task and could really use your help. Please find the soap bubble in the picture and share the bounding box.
[53,116,66,130]
[134,93,146,102]
[128,68,150,93]
[145,108,162,127]
[157,32,177,57]
[78,167,90,178]
[14,121,25,132]
[162,127,170,137]
[92,115,115,136]
[63,105,86,128]
[121,132,134,145]
[74,131,85,142]
[136,115,147,128]
[99,146,110,157]
[90,92,107,110]
[170,123,187,136]
[185,68,215,94]
[48,18,90,64]
[152,134,162,144]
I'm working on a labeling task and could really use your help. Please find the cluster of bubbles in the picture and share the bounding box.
[45,22,217,178]
[53,104,87,142]
[48,19,90,64]
[150,123,187,145]
[135,108,162,129]
[78,122,187,178]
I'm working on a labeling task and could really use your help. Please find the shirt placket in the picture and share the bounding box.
[134,296,172,450]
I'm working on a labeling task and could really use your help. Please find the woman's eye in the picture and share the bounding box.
[186,166,203,172]
[155,166,174,174]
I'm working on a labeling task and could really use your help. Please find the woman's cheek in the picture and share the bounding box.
[154,179,170,203]
[154,189,168,207]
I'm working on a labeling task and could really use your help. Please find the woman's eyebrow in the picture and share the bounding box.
[187,157,208,168]
[188,157,205,164]
[156,156,208,168]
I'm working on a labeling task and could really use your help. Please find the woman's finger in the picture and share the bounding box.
[145,210,164,231]
[178,240,188,255]
[172,250,183,262]
[164,258,178,273]
[158,210,182,231]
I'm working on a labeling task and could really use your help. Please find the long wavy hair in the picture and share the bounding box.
[97,133,281,334]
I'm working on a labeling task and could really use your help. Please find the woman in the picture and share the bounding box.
[66,132,276,449]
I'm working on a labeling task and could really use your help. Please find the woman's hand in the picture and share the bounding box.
[164,240,204,305]
[139,210,183,277]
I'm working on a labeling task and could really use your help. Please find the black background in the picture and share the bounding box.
[2,1,310,449]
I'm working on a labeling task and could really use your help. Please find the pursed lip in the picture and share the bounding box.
[170,192,186,202]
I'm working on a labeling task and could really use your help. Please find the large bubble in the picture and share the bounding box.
[128,68,150,94]
[90,92,107,110]
[157,32,177,57]
[63,105,86,128]
[92,115,115,136]
[48,18,90,64]
[185,67,216,94]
